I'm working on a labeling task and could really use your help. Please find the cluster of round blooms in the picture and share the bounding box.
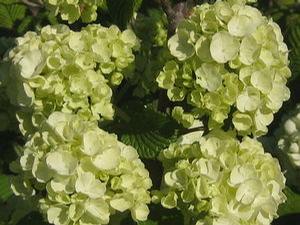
[156,0,291,136]
[276,104,300,168]
[155,130,286,225]
[44,0,106,23]
[11,112,152,225]
[3,24,139,135]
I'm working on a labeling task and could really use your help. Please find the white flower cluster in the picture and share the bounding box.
[156,0,291,136]
[11,112,152,225]
[3,24,139,136]
[156,130,286,225]
[44,0,106,23]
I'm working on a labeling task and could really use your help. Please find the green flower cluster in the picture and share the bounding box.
[11,112,152,225]
[3,24,139,136]
[134,9,168,48]
[44,0,106,23]
[132,9,170,97]
[156,0,291,136]
[156,130,286,225]
[276,104,300,168]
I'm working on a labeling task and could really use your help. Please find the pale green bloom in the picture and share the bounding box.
[157,0,290,136]
[157,130,286,225]
[11,112,152,225]
[4,24,139,137]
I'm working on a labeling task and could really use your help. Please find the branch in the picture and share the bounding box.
[160,0,195,35]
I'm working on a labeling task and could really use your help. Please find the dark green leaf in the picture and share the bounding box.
[109,101,179,159]
[16,211,50,225]
[278,186,300,216]
[138,220,158,225]
[0,3,26,29]
[0,37,15,56]
[0,174,12,201]
[107,0,143,29]
[17,15,32,34]
[286,14,300,81]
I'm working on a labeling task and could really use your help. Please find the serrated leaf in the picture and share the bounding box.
[109,101,179,159]
[278,186,300,216]
[17,15,32,34]
[0,3,26,29]
[108,0,142,29]
[286,14,300,81]
[0,174,12,201]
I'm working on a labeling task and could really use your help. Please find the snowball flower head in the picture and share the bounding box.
[156,130,286,225]
[11,112,152,225]
[157,0,290,136]
[44,0,106,23]
[3,24,139,136]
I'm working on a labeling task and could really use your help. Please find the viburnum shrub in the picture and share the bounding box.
[0,0,297,225]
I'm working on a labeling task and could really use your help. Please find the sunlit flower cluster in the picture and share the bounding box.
[3,24,139,137]
[157,0,291,136]
[156,130,286,225]
[11,112,152,225]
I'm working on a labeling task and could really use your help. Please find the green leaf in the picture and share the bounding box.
[109,101,179,159]
[286,14,300,81]
[0,0,20,4]
[278,186,300,216]
[0,196,36,225]
[0,174,12,201]
[0,37,15,56]
[17,15,32,34]
[138,220,158,225]
[0,3,26,29]
[16,211,50,225]
[107,0,143,29]
[118,204,183,225]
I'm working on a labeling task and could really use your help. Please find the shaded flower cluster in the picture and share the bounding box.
[157,0,290,136]
[276,104,300,168]
[44,0,106,23]
[11,112,152,225]
[156,130,286,225]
